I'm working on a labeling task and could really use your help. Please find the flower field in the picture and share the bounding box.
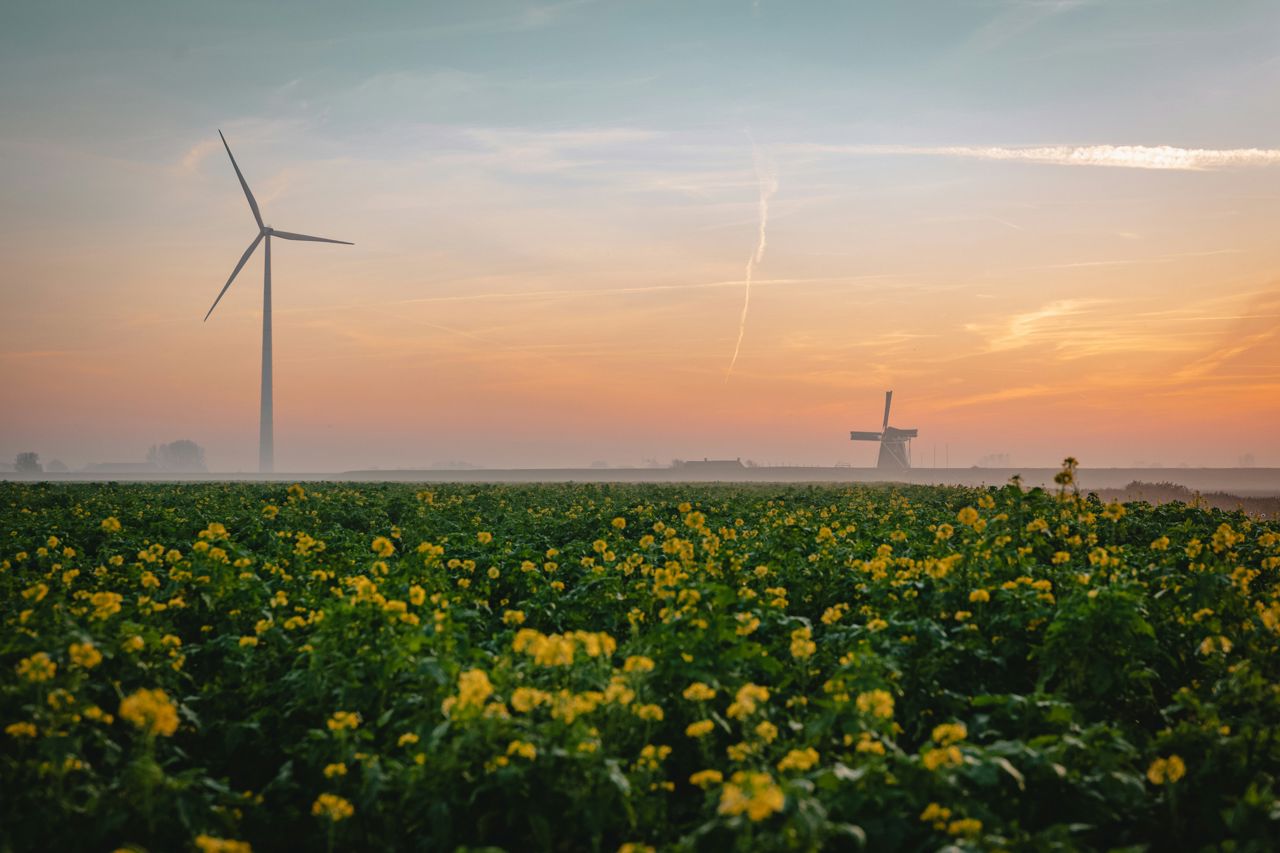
[3,473,1280,851]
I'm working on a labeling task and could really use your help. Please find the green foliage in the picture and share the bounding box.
[1,480,1278,851]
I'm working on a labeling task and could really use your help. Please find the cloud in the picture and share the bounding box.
[798,144,1280,171]
[447,126,661,174]
[964,0,1095,53]
[179,139,219,174]
[970,298,1106,352]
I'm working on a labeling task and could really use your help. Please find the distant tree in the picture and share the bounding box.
[15,452,42,473]
[146,440,207,472]
[46,459,69,473]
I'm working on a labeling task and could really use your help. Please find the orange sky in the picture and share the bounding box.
[3,2,1279,471]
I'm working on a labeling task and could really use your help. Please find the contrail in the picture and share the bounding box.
[726,139,778,381]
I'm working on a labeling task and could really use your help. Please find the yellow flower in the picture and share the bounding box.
[311,793,354,821]
[726,683,770,719]
[624,655,655,673]
[1102,502,1126,521]
[101,516,122,533]
[119,688,179,737]
[262,504,279,519]
[502,609,525,625]
[199,522,229,540]
[683,682,717,701]
[442,669,494,717]
[16,652,56,682]
[398,732,420,747]
[718,770,785,821]
[686,719,715,738]
[122,635,145,653]
[776,747,820,772]
[68,642,103,669]
[239,636,258,648]
[633,703,664,721]
[90,591,124,620]
[754,721,778,743]
[947,818,983,838]
[327,710,362,731]
[6,721,38,738]
[854,732,885,754]
[371,536,395,558]
[931,722,967,745]
[323,762,348,778]
[194,835,252,853]
[789,627,816,659]
[506,739,537,760]
[510,686,551,713]
[855,689,894,719]
[919,802,951,826]
[968,589,990,604]
[922,745,963,771]
[1147,755,1186,785]
[1198,635,1232,656]
[956,507,980,526]
[690,769,723,788]
[821,603,849,624]
[611,517,627,529]
[477,531,493,544]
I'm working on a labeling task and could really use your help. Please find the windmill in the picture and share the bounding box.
[850,390,918,470]
[204,130,352,473]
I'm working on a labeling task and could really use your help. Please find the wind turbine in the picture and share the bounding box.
[204,130,352,474]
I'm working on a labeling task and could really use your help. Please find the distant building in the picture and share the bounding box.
[672,458,745,473]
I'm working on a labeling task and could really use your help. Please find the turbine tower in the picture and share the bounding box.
[850,390,919,470]
[204,130,352,473]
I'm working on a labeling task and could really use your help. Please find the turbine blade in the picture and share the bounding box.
[269,229,353,245]
[204,233,264,322]
[219,130,264,229]
[882,390,893,431]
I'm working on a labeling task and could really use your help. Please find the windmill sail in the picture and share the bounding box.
[850,390,918,470]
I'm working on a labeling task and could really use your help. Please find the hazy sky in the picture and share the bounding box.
[3,0,1279,471]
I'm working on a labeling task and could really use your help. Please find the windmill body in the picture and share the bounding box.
[205,131,351,473]
[850,390,919,470]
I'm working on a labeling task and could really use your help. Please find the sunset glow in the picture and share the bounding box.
[3,1,1278,470]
